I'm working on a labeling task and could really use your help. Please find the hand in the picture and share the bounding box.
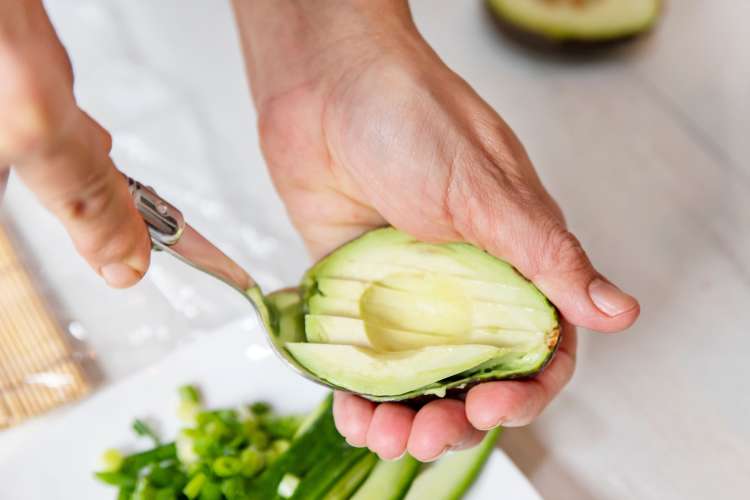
[0,0,149,287]
[233,0,640,461]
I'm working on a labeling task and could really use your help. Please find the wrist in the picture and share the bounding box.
[232,0,419,107]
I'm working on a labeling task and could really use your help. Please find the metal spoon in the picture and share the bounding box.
[126,177,345,393]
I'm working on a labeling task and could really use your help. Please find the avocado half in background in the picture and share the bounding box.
[266,228,560,402]
[486,0,661,47]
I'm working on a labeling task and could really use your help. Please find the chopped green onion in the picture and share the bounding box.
[200,480,222,500]
[262,415,304,439]
[239,447,265,478]
[277,473,300,498]
[132,476,157,500]
[146,464,186,489]
[271,439,290,456]
[249,401,272,415]
[204,419,229,440]
[98,448,124,472]
[117,487,134,500]
[178,385,201,404]
[221,477,248,499]
[132,418,161,445]
[247,429,269,450]
[182,472,206,499]
[94,471,136,488]
[154,488,178,500]
[212,456,242,477]
[241,415,258,435]
[176,430,199,465]
[216,409,239,424]
[121,443,177,475]
[177,400,202,425]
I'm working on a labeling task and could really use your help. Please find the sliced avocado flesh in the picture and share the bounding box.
[487,0,660,41]
[306,315,544,352]
[292,228,559,400]
[305,315,371,348]
[285,343,503,396]
[265,290,305,344]
[309,295,360,318]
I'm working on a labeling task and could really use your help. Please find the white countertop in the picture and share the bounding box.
[2,1,749,499]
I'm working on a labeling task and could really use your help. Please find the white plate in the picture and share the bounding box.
[0,319,542,500]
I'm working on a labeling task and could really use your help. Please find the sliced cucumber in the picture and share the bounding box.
[404,428,502,500]
[322,453,378,500]
[351,455,421,500]
[289,446,370,500]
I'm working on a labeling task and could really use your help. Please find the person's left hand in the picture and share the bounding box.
[232,0,638,461]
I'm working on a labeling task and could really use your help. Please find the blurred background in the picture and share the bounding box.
[1,1,749,499]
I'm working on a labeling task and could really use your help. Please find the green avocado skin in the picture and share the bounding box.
[486,0,662,45]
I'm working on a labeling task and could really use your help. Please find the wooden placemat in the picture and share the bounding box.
[0,224,90,428]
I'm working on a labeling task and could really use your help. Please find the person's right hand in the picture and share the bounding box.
[233,0,640,461]
[0,0,149,287]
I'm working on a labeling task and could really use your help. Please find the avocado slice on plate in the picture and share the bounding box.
[273,228,559,401]
[487,0,661,44]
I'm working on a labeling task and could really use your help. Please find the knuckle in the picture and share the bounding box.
[257,87,316,169]
[537,226,591,277]
[445,153,499,239]
[0,63,66,159]
[58,173,132,260]
[57,169,117,222]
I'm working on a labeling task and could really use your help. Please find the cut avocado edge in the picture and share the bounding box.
[285,343,505,397]
[365,326,560,402]
[486,0,662,45]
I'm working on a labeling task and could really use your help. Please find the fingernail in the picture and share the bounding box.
[476,418,504,431]
[381,450,407,462]
[588,278,638,317]
[100,263,140,288]
[424,447,449,462]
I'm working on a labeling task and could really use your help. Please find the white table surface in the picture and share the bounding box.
[2,1,749,499]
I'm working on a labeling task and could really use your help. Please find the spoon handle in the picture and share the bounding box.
[125,176,256,294]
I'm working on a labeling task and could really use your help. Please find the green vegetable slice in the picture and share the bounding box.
[351,454,421,500]
[404,428,502,500]
[323,453,378,500]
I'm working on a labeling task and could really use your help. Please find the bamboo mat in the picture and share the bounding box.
[0,224,90,428]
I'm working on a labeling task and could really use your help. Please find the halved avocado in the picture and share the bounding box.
[280,228,559,401]
[487,0,661,44]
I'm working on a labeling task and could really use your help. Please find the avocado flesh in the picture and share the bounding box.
[289,228,559,400]
[306,315,544,352]
[487,0,660,41]
[285,343,504,397]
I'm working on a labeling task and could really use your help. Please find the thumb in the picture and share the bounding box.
[454,177,639,333]
[523,219,639,333]
[14,109,150,288]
